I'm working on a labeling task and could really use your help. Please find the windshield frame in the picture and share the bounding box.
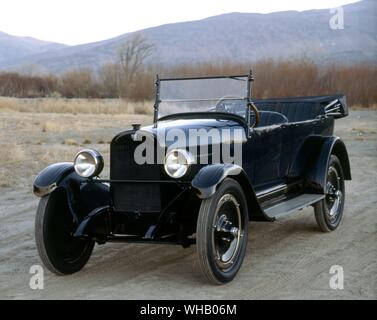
[153,72,254,126]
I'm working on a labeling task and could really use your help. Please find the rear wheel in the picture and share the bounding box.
[196,178,248,284]
[35,188,94,275]
[314,155,345,232]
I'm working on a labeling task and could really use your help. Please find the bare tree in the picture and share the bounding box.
[117,33,155,98]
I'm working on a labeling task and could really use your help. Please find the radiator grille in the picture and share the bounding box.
[110,133,161,212]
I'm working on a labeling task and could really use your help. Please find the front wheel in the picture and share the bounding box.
[35,188,94,275]
[196,178,248,284]
[314,155,345,232]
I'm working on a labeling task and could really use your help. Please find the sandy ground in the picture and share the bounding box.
[0,110,376,300]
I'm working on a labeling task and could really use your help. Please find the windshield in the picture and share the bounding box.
[157,76,250,120]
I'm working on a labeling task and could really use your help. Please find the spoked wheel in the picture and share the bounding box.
[35,188,94,275]
[314,155,345,232]
[197,178,248,284]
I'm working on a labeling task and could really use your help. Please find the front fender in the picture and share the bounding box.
[33,162,110,224]
[33,162,76,197]
[191,164,273,222]
[191,164,243,199]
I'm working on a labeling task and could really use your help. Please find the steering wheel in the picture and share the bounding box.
[215,95,260,127]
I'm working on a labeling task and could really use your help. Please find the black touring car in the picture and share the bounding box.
[33,72,351,284]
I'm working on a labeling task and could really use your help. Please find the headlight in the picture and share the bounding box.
[74,149,104,178]
[164,149,194,178]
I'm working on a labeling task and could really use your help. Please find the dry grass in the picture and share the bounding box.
[352,104,377,110]
[62,138,80,146]
[0,111,152,189]
[0,97,20,112]
[0,143,27,187]
[42,121,62,132]
[0,97,154,115]
[0,143,26,165]
[0,96,373,120]
[83,138,92,144]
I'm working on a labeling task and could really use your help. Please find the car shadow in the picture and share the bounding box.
[71,210,323,286]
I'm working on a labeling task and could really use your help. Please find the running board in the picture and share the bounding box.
[264,194,325,219]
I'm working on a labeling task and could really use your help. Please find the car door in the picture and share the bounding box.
[245,125,285,189]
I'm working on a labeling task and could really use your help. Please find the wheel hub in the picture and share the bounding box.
[215,214,240,237]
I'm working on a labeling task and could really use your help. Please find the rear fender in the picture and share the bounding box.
[307,137,351,192]
[289,136,351,193]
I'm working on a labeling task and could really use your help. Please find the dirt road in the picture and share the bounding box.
[0,110,376,299]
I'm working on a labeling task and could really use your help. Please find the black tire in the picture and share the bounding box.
[314,155,345,232]
[35,188,94,275]
[196,178,248,284]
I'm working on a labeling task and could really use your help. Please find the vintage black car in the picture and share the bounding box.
[33,72,351,284]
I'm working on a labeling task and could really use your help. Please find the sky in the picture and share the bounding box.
[0,0,361,45]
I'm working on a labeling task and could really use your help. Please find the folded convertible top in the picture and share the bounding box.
[254,94,348,120]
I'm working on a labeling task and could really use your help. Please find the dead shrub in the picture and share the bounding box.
[1,60,376,107]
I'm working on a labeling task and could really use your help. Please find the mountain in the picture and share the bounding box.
[0,31,67,69]
[0,0,376,74]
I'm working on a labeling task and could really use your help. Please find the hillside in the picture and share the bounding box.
[0,31,67,69]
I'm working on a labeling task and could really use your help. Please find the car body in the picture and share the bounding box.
[33,72,351,283]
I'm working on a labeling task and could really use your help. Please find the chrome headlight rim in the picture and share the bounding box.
[164,149,194,179]
[74,149,104,178]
